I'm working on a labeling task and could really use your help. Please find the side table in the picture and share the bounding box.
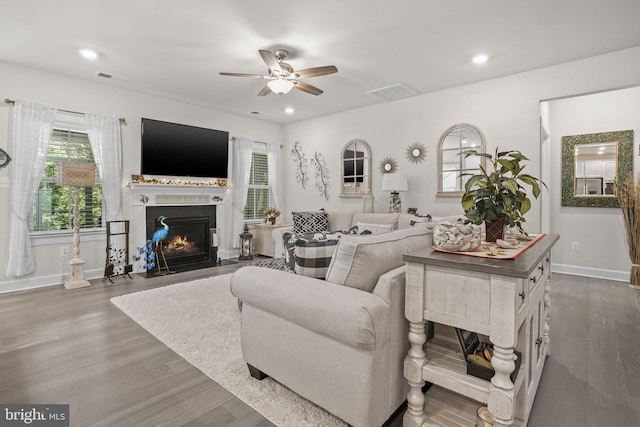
[403,234,559,426]
[254,223,292,257]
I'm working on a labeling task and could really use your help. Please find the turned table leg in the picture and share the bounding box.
[403,320,427,427]
[488,344,516,426]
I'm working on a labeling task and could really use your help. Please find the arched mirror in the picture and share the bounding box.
[561,130,634,208]
[340,139,372,198]
[437,123,486,197]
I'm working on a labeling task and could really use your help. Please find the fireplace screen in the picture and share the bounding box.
[146,205,216,270]
[162,216,209,265]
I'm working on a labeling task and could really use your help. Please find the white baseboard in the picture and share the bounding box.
[0,267,104,294]
[552,263,630,283]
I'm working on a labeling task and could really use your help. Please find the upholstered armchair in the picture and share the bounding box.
[230,226,432,426]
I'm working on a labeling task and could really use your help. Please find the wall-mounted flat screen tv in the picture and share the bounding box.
[141,118,229,179]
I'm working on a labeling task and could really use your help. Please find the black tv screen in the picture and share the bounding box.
[141,118,229,179]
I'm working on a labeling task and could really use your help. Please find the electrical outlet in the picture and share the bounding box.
[60,246,69,257]
[571,242,580,252]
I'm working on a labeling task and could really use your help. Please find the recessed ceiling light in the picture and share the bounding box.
[284,107,295,114]
[79,48,98,60]
[472,54,489,65]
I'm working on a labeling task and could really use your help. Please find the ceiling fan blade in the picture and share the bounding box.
[257,85,272,96]
[295,65,338,79]
[259,50,281,72]
[293,81,324,96]
[219,72,267,78]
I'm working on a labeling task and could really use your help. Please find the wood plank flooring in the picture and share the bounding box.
[1,263,639,426]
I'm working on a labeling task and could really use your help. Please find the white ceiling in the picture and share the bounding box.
[2,0,640,124]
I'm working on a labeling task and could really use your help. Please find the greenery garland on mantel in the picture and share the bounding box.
[131,177,228,187]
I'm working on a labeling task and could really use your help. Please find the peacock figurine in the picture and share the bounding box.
[135,215,170,272]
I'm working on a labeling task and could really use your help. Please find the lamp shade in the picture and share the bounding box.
[57,162,96,187]
[381,173,408,192]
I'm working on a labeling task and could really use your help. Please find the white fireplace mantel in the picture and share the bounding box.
[127,183,231,272]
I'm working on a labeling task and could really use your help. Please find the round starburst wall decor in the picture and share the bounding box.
[379,157,398,174]
[406,142,427,164]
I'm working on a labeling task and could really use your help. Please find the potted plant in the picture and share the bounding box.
[263,207,281,225]
[460,147,546,242]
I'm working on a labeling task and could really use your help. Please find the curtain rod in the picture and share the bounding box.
[4,98,126,124]
[231,136,282,149]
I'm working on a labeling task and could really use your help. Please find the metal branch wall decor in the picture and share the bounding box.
[379,156,398,174]
[290,141,309,189]
[406,142,426,164]
[311,151,331,200]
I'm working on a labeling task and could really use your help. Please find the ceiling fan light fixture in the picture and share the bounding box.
[267,78,294,94]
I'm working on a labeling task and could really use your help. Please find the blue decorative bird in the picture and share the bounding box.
[151,215,170,252]
[150,215,170,273]
[135,216,170,272]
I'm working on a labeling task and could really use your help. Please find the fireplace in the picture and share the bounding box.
[146,205,217,271]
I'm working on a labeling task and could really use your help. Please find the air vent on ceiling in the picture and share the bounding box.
[94,71,128,82]
[366,83,419,102]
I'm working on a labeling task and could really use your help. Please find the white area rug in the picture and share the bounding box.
[110,274,346,427]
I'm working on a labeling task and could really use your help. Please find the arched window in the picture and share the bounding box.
[340,139,372,198]
[437,124,486,197]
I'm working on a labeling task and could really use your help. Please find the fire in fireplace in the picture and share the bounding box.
[146,205,216,271]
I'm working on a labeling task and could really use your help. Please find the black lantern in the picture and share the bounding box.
[239,223,254,260]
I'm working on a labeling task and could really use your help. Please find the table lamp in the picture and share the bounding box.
[381,173,408,213]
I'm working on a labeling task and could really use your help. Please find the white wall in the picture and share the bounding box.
[0,61,283,293]
[282,46,640,281]
[547,87,640,281]
[2,45,640,291]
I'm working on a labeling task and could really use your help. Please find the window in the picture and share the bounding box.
[32,128,102,232]
[243,151,272,220]
[340,139,372,198]
[437,123,486,197]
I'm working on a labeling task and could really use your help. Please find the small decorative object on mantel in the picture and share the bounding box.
[0,148,11,168]
[615,176,640,288]
[130,176,228,186]
[461,147,546,242]
[263,207,281,225]
[379,156,398,174]
[239,223,254,260]
[406,142,426,164]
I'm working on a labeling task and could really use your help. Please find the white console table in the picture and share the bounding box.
[254,223,292,257]
[403,234,559,426]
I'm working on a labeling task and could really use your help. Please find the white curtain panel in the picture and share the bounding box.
[7,101,56,277]
[267,142,282,214]
[86,112,123,221]
[231,137,254,248]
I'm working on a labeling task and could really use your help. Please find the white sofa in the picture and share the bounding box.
[230,225,434,427]
[272,210,429,258]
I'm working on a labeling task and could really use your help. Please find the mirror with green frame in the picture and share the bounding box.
[561,130,634,208]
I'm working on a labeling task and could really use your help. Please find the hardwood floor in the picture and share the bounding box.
[1,264,639,426]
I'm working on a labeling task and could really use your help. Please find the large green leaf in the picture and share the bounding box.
[502,178,519,194]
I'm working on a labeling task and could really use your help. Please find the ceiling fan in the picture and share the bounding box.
[219,49,338,96]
